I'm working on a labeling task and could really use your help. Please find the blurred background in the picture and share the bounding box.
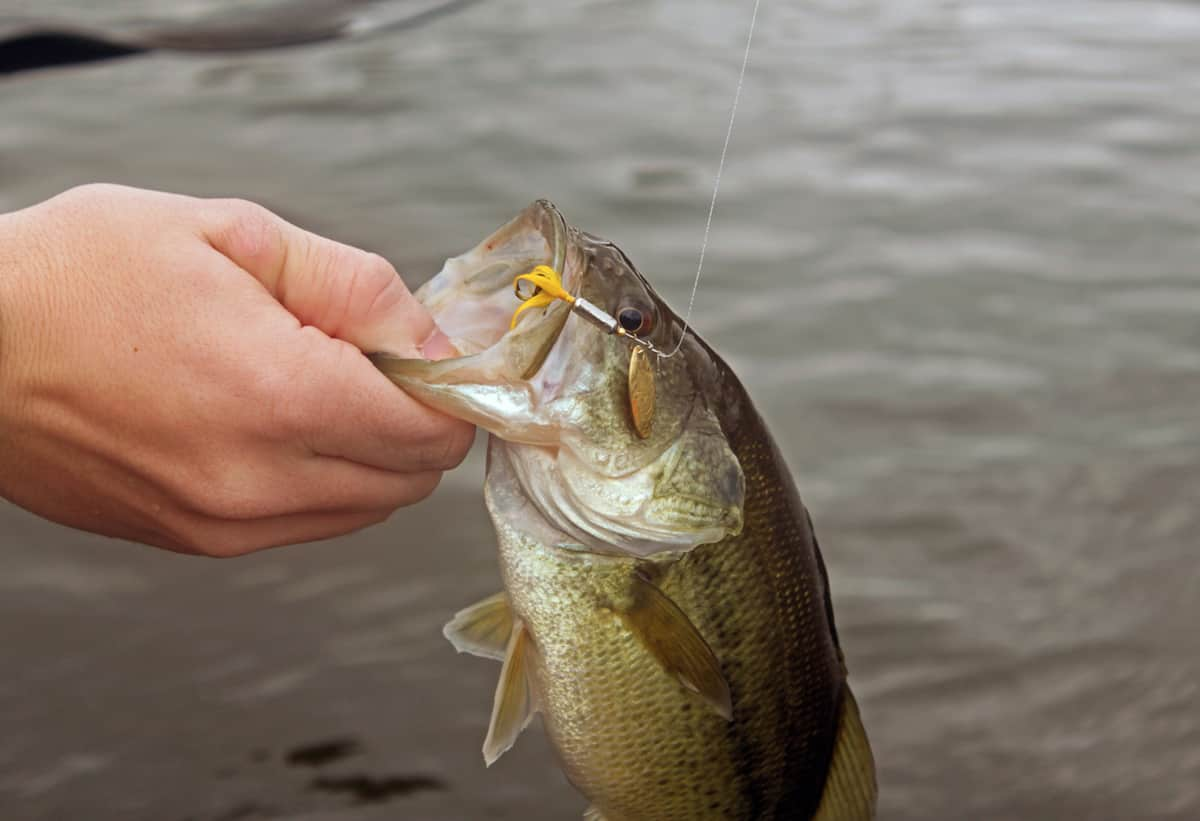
[1,0,1198,818]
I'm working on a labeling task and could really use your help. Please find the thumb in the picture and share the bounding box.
[202,199,452,358]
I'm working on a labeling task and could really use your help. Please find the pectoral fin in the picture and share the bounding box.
[617,572,733,720]
[813,685,877,821]
[444,592,513,662]
[583,805,609,820]
[482,619,536,766]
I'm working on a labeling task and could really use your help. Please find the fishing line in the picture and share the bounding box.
[509,0,763,358]
[661,0,762,359]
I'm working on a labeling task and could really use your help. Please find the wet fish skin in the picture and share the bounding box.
[377,203,876,819]
[487,341,847,818]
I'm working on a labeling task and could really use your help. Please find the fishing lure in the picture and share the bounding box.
[511,265,657,438]
[511,265,659,353]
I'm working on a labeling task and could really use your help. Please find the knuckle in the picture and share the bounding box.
[317,247,397,337]
[434,423,475,470]
[408,416,474,471]
[360,252,400,293]
[324,249,408,343]
[66,181,132,200]
[216,197,271,225]
[356,254,398,308]
[60,182,116,203]
[50,183,135,222]
[328,248,363,318]
[211,199,281,267]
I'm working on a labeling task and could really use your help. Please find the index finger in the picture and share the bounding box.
[200,198,445,357]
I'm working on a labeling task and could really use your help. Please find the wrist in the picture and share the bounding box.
[0,205,54,442]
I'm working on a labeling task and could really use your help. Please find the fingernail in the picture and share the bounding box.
[420,328,459,361]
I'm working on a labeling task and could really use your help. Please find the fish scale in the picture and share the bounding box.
[488,357,846,819]
[372,201,875,819]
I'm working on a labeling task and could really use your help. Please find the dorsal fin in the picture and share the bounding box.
[482,620,536,766]
[814,685,877,820]
[444,592,513,662]
[617,572,732,720]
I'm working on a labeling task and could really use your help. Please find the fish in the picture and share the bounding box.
[372,201,876,820]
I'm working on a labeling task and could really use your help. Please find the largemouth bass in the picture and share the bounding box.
[373,202,876,820]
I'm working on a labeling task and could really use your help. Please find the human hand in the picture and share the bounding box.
[0,184,473,556]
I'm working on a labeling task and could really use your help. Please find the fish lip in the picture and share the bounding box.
[370,199,576,384]
[538,198,569,280]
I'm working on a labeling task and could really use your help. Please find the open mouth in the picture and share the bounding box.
[371,202,747,555]
[414,200,576,375]
[369,201,581,444]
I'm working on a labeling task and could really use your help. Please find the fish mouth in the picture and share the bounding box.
[419,199,572,362]
[372,201,747,558]
[371,200,579,444]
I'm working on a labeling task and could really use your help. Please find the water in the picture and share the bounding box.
[1,1,1198,818]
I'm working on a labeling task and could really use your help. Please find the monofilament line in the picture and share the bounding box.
[662,0,762,359]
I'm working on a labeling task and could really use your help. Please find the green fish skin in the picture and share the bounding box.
[374,201,876,820]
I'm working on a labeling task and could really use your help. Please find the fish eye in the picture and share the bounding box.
[618,306,653,335]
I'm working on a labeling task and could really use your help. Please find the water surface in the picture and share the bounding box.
[1,1,1198,818]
